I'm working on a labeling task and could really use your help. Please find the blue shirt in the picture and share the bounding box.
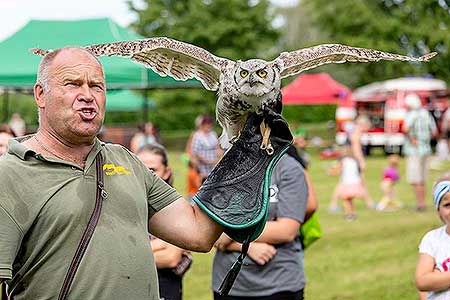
[403,108,436,156]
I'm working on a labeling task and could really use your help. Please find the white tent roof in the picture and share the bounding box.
[353,77,447,100]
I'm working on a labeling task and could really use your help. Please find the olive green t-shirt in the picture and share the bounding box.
[0,137,181,300]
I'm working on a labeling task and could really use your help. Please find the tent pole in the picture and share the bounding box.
[143,89,148,123]
[3,90,9,122]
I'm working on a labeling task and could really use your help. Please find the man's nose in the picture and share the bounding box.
[77,84,95,102]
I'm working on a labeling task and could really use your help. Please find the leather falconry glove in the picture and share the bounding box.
[193,96,292,296]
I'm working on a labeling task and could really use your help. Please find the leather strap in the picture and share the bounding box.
[218,236,250,296]
[58,152,107,300]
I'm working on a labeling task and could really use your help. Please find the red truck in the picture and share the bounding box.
[336,77,448,155]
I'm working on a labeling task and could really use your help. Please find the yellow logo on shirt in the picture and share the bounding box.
[103,164,131,176]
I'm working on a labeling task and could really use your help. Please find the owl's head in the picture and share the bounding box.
[233,59,281,97]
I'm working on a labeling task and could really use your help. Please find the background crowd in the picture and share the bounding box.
[1,86,450,300]
[1,1,450,299]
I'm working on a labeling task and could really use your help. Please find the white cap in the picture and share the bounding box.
[405,93,422,110]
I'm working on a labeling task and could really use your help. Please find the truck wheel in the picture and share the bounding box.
[384,145,403,156]
[362,145,371,156]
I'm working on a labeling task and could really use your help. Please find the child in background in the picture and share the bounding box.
[187,160,202,203]
[415,179,450,300]
[377,154,402,211]
[330,144,365,220]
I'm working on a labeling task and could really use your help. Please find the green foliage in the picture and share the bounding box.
[127,0,283,129]
[282,104,336,124]
[147,89,216,131]
[0,93,38,127]
[300,0,450,86]
[167,149,449,300]
[129,0,281,60]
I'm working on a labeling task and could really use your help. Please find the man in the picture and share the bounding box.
[403,93,438,211]
[0,47,223,300]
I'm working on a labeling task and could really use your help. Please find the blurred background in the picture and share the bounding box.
[1,0,448,149]
[1,1,450,299]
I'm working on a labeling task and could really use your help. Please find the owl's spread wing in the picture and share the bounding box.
[31,37,234,91]
[273,44,437,79]
[87,38,234,91]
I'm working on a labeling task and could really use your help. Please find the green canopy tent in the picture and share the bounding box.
[0,18,199,89]
[0,18,199,120]
[106,89,155,112]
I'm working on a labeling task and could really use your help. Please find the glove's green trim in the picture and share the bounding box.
[247,143,290,240]
[192,144,291,232]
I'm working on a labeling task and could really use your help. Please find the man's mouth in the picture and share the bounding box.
[78,108,97,120]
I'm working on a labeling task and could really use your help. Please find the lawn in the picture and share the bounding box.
[167,148,448,300]
[1,149,445,300]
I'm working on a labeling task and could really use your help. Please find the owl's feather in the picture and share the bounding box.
[85,38,233,91]
[30,38,437,149]
[30,38,437,87]
[273,44,437,79]
[31,38,234,91]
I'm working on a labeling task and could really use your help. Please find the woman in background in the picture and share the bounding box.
[137,143,191,300]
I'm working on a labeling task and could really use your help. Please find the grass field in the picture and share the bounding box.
[1,148,445,300]
[167,148,449,300]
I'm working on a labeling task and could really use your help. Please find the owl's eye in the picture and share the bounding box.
[257,70,267,78]
[240,70,249,78]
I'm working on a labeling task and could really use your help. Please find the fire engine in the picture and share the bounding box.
[336,77,448,155]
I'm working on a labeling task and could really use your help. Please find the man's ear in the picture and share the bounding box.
[162,166,172,182]
[34,83,46,108]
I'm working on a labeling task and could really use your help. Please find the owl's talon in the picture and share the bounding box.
[229,133,240,144]
[266,144,274,155]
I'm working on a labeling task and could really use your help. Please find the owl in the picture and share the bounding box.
[32,38,437,151]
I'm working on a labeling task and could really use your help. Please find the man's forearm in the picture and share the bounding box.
[149,199,224,252]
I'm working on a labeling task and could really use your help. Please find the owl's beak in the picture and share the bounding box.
[248,74,255,88]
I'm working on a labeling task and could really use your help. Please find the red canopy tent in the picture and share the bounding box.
[281,73,352,105]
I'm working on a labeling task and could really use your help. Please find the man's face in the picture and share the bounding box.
[0,132,13,155]
[138,151,171,182]
[438,192,450,227]
[37,48,106,144]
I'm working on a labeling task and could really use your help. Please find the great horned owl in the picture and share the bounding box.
[32,38,437,150]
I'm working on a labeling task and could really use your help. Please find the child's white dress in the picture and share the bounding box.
[335,156,364,200]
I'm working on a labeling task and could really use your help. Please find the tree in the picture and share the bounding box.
[127,0,282,131]
[297,0,450,86]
